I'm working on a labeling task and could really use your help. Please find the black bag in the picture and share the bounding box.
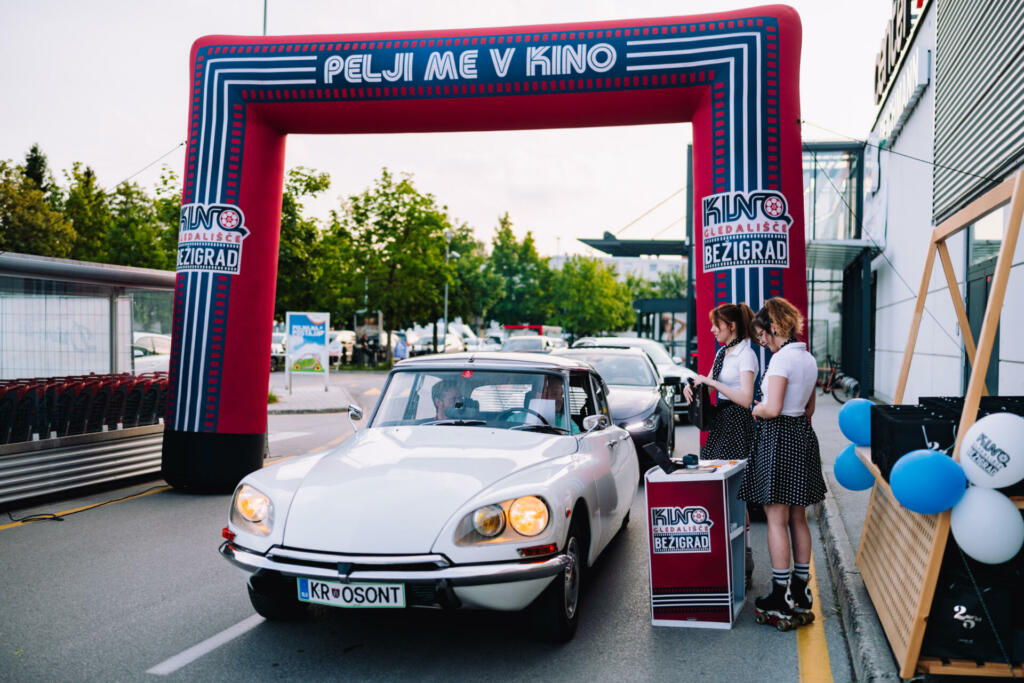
[687,379,714,431]
[869,404,958,481]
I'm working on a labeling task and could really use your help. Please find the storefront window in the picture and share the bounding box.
[803,148,861,242]
[968,203,1008,267]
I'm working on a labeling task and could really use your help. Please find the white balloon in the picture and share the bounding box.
[950,486,1024,564]
[959,412,1024,488]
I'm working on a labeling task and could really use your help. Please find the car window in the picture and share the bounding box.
[590,374,611,418]
[502,337,542,352]
[135,336,155,353]
[568,371,597,431]
[371,369,569,432]
[565,353,656,387]
[152,336,172,354]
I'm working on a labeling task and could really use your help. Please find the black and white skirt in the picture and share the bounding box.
[738,414,827,507]
[700,402,755,461]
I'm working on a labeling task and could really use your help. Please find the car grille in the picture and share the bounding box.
[267,546,450,574]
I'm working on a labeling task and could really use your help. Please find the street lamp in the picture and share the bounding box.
[443,230,453,351]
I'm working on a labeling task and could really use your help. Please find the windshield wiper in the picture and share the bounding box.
[422,419,487,426]
[509,424,570,434]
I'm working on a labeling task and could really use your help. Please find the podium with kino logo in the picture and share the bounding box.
[645,460,747,629]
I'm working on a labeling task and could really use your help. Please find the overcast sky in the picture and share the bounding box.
[1,0,892,257]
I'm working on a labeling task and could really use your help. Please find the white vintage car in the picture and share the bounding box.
[220,352,638,642]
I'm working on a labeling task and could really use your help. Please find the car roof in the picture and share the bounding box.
[395,351,594,372]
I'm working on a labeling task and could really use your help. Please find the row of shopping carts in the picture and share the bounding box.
[0,372,169,445]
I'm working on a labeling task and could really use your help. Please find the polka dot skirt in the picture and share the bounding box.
[700,402,755,461]
[738,414,827,506]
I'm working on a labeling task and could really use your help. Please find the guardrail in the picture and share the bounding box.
[0,425,163,508]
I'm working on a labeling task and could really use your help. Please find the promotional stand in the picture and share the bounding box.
[645,459,747,629]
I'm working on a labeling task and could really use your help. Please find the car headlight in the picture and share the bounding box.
[455,496,551,545]
[508,496,549,536]
[625,413,659,432]
[230,484,274,536]
[472,504,505,537]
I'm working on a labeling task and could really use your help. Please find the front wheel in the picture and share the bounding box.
[529,519,585,643]
[831,376,857,404]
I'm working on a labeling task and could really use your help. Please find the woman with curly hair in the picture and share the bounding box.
[740,297,826,627]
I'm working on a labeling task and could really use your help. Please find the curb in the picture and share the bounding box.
[266,407,351,415]
[817,477,902,682]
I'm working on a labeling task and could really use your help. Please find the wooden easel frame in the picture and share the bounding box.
[857,169,1024,678]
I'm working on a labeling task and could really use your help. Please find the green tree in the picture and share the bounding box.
[486,213,552,325]
[338,168,449,359]
[656,268,687,298]
[153,167,184,266]
[23,144,57,200]
[625,272,658,300]
[550,256,635,338]
[0,159,76,257]
[274,167,332,319]
[64,162,112,262]
[104,181,172,270]
[447,222,504,330]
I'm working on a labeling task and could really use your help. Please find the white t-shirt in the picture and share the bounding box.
[764,342,818,417]
[716,339,759,400]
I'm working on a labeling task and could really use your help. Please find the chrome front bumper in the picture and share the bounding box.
[219,541,570,587]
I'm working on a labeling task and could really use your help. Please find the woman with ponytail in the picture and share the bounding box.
[684,302,759,460]
[740,297,826,628]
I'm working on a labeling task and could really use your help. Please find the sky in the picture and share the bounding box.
[1,0,893,258]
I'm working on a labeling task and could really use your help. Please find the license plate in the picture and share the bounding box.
[297,577,405,608]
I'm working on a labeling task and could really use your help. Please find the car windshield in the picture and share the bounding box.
[579,338,674,366]
[371,369,574,434]
[502,337,543,351]
[566,353,656,387]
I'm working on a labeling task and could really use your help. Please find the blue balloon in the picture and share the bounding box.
[838,398,873,446]
[834,443,875,490]
[890,449,967,514]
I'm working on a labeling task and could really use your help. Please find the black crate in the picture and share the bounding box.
[869,404,959,481]
[922,537,1024,664]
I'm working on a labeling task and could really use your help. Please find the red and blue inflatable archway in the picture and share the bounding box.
[163,4,807,490]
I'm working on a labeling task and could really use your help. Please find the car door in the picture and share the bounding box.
[591,372,637,529]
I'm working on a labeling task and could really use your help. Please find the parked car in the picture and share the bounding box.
[500,335,564,353]
[554,347,674,470]
[571,336,695,418]
[410,332,465,356]
[132,332,171,374]
[270,333,286,371]
[220,352,637,642]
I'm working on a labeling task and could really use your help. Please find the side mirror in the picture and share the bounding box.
[347,404,363,421]
[583,414,610,432]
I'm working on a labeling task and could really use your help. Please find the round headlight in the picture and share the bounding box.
[472,504,506,537]
[508,496,549,536]
[236,484,271,523]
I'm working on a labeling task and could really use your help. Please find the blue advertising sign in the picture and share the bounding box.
[285,312,330,389]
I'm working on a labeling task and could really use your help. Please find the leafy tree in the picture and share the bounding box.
[104,181,172,270]
[656,268,687,298]
[447,222,504,330]
[337,168,449,359]
[549,256,635,338]
[23,144,57,200]
[152,167,184,266]
[0,159,76,257]
[64,162,112,262]
[486,213,552,325]
[274,167,332,319]
[625,272,658,300]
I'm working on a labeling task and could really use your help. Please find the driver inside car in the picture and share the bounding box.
[525,376,577,433]
[431,378,478,420]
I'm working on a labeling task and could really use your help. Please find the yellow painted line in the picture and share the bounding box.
[798,550,833,683]
[0,485,171,532]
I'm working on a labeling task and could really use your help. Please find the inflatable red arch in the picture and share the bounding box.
[163,4,808,490]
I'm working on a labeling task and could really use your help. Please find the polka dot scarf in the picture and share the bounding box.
[711,337,742,381]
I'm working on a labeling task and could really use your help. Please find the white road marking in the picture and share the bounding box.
[147,614,265,675]
[267,431,310,443]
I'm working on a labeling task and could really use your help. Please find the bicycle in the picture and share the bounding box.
[816,355,860,404]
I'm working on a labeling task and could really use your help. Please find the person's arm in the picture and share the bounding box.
[805,385,816,418]
[702,370,754,407]
[752,375,787,419]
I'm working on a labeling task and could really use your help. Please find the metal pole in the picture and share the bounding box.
[443,230,452,351]
[262,0,267,35]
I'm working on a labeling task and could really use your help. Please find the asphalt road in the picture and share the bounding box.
[0,376,854,682]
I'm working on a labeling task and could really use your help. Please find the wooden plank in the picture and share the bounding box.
[917,658,1024,677]
[902,511,952,678]
[935,241,987,395]
[952,170,1024,462]
[894,244,936,404]
[932,175,1015,243]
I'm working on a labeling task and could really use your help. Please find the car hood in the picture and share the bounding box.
[281,426,576,553]
[607,385,660,421]
[657,363,694,381]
